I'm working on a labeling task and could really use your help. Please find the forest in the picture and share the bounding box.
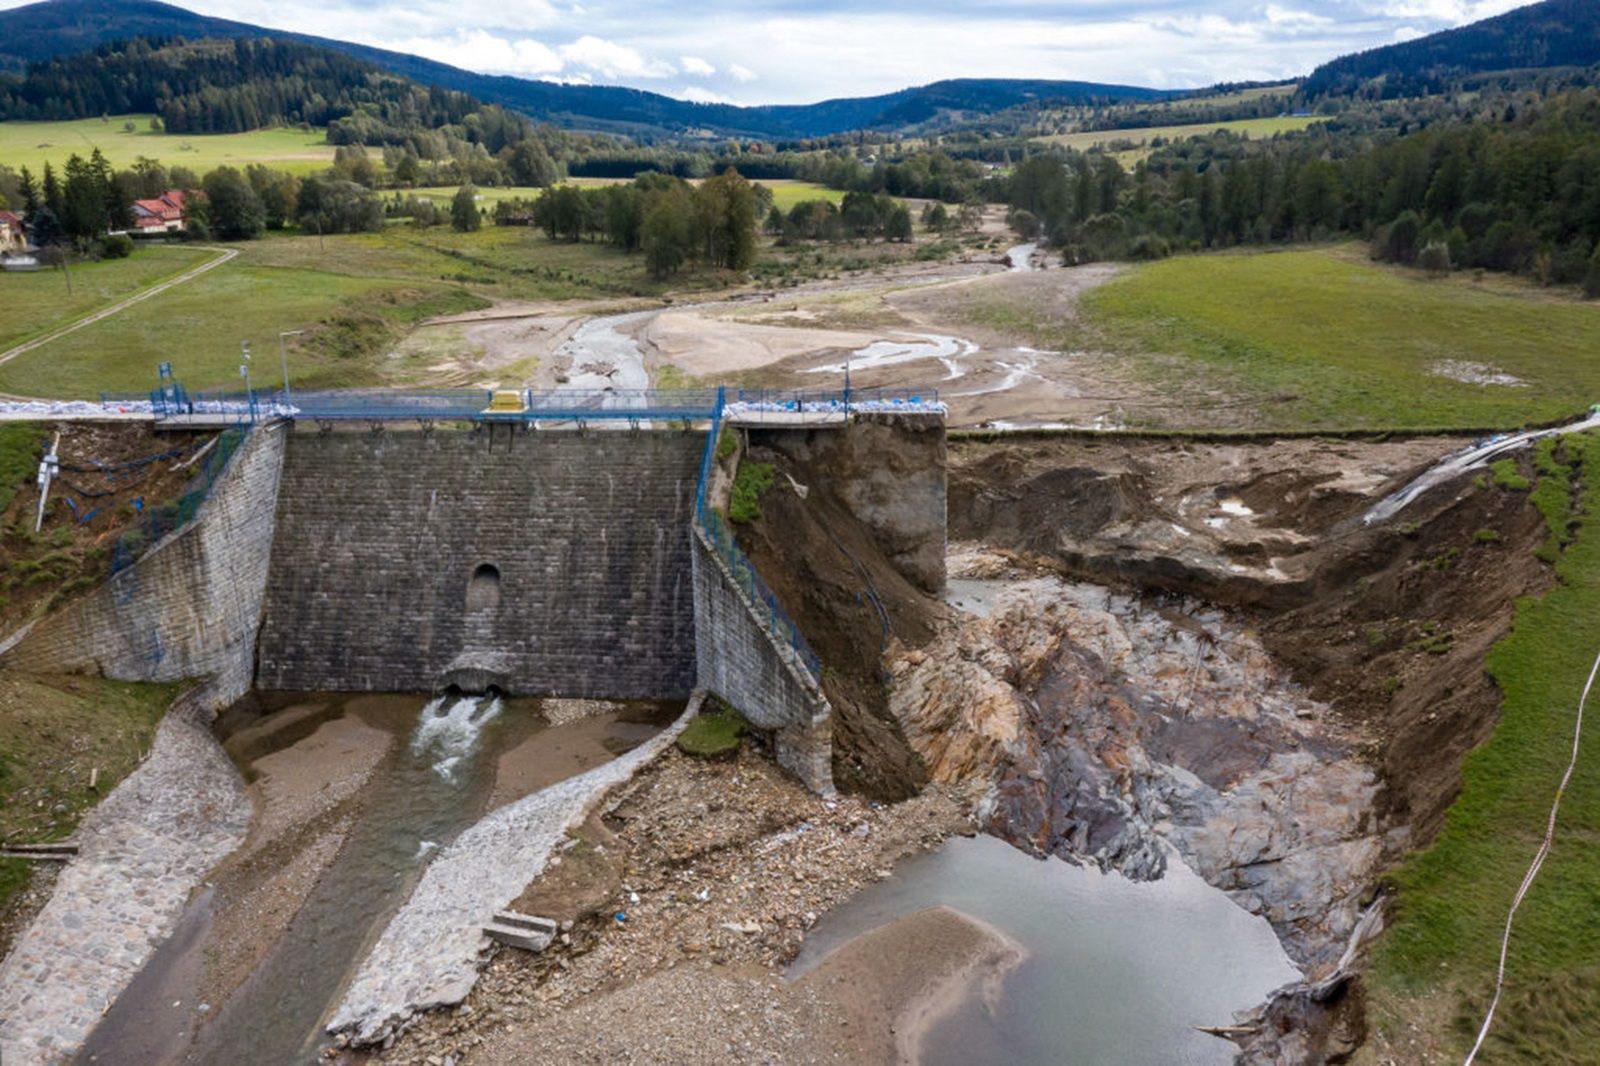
[0,35,564,159]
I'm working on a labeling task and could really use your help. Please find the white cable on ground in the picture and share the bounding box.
[1462,646,1599,1065]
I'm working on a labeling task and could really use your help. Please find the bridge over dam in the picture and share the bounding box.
[0,386,948,795]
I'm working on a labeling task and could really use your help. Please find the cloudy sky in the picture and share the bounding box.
[7,0,1534,103]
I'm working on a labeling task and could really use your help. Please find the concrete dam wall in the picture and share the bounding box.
[256,428,704,698]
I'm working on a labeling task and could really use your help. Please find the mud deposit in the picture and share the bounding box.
[77,693,675,1065]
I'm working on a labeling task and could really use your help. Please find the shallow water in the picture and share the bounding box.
[791,834,1300,1066]
[185,693,508,1064]
[78,693,673,1066]
[1006,242,1038,271]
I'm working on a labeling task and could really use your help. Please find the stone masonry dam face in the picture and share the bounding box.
[256,428,704,698]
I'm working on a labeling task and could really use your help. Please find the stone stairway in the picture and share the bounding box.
[482,911,557,953]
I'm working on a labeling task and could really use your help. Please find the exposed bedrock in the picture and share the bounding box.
[948,434,1553,843]
[893,550,1386,971]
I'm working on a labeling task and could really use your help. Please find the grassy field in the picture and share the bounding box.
[0,222,754,397]
[1078,246,1600,430]
[0,245,211,352]
[1034,114,1327,157]
[408,178,844,211]
[0,674,182,915]
[1366,433,1600,1062]
[0,115,350,176]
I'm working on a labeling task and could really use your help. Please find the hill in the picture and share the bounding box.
[1302,0,1600,99]
[0,0,1172,138]
[0,36,525,148]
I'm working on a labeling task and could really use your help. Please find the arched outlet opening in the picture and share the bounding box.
[466,562,501,611]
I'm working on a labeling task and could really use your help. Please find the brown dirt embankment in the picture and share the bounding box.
[0,423,214,638]
[732,439,944,801]
[946,433,1554,870]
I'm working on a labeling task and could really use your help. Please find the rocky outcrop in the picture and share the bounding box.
[890,549,1388,970]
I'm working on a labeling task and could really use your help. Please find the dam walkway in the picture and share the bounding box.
[15,385,944,429]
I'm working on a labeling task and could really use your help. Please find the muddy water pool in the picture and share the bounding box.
[791,834,1300,1066]
[78,692,677,1065]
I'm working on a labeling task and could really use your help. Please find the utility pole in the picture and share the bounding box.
[843,350,852,418]
[34,431,60,533]
[278,329,304,405]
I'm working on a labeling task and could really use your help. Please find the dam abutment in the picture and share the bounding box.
[0,420,288,712]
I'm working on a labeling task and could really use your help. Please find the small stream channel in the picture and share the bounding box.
[792,834,1300,1066]
[77,692,675,1066]
[550,245,1035,394]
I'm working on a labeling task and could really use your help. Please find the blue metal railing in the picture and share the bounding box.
[727,386,939,411]
[145,387,730,424]
[110,427,247,574]
[693,387,821,680]
[137,384,940,425]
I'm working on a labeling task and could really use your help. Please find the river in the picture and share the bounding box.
[76,693,676,1066]
[547,245,1037,395]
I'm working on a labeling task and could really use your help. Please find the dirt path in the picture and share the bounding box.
[0,246,238,370]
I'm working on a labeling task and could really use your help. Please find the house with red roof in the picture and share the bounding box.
[128,190,192,234]
[0,210,26,254]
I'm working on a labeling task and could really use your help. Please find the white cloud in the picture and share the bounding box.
[1,0,1542,106]
[1370,0,1525,21]
[396,29,563,75]
[1263,4,1333,28]
[677,86,736,104]
[557,35,676,78]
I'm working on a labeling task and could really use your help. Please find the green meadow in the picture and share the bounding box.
[406,178,844,211]
[1079,247,1600,430]
[1367,433,1600,1062]
[1034,114,1329,154]
[0,223,745,398]
[0,244,212,352]
[0,115,350,176]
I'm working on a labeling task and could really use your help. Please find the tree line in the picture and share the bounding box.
[995,85,1600,292]
[487,170,760,277]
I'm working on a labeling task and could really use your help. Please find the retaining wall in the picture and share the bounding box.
[256,427,703,698]
[691,527,834,794]
[0,423,288,710]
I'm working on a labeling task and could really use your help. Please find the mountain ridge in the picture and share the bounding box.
[1302,0,1600,98]
[0,0,1173,138]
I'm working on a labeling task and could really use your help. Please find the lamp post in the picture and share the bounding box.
[843,350,852,418]
[240,340,253,423]
[278,329,304,405]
